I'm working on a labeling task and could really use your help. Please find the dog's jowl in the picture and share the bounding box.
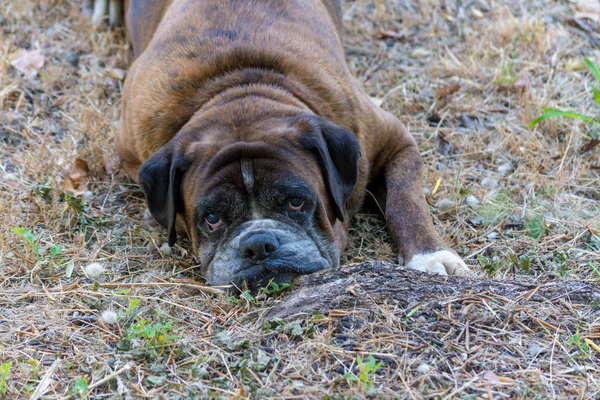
[115,0,471,289]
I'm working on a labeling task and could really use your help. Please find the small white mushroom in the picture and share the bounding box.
[416,364,431,374]
[84,262,105,279]
[101,309,118,324]
[498,162,513,175]
[159,242,172,256]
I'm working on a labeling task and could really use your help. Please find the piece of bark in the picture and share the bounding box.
[266,262,600,319]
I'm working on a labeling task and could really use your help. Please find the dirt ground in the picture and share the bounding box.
[1,0,600,398]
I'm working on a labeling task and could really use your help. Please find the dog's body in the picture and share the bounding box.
[115,0,470,288]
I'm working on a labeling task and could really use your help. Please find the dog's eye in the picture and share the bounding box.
[205,213,224,230]
[287,198,304,212]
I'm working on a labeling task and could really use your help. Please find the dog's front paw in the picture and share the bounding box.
[404,250,471,276]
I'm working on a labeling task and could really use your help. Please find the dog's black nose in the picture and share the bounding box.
[239,231,279,261]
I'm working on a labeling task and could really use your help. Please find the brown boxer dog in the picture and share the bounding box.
[115,0,471,289]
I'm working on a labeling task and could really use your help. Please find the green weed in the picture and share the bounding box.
[508,249,531,273]
[497,37,519,84]
[343,355,382,393]
[569,329,590,363]
[589,262,600,280]
[0,362,12,395]
[525,214,547,239]
[478,253,505,275]
[71,376,89,398]
[11,227,62,261]
[258,280,291,296]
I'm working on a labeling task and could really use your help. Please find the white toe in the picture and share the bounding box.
[429,263,447,275]
[405,250,471,276]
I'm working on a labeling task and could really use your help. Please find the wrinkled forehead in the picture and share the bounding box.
[186,157,317,212]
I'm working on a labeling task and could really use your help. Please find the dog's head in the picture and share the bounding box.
[138,110,361,290]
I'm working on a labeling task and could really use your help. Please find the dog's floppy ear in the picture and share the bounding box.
[298,115,361,222]
[138,142,189,246]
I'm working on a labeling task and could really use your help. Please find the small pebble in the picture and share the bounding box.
[498,162,513,175]
[82,190,93,199]
[528,343,542,358]
[66,52,80,67]
[416,364,431,374]
[6,252,14,259]
[84,262,105,279]
[159,242,172,256]
[101,310,118,324]
[487,232,499,240]
[481,178,499,190]
[466,195,479,208]
[437,198,455,212]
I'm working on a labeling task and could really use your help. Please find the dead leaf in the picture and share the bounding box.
[576,0,600,14]
[49,96,69,108]
[62,158,90,196]
[483,371,500,383]
[482,370,515,383]
[409,47,430,58]
[71,158,90,181]
[435,84,460,100]
[579,138,600,153]
[436,132,455,156]
[62,178,87,196]
[375,30,405,40]
[575,11,599,21]
[91,209,105,218]
[105,68,126,80]
[565,58,588,72]
[471,8,484,18]
[10,49,45,78]
[514,75,531,91]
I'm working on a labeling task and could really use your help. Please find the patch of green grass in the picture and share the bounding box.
[589,262,600,280]
[476,190,515,226]
[528,58,600,130]
[497,37,519,84]
[343,355,382,393]
[478,253,506,275]
[0,362,12,395]
[71,376,88,398]
[525,214,547,239]
[550,250,570,278]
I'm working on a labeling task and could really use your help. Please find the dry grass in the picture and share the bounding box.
[1,0,600,398]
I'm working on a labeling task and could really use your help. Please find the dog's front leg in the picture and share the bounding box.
[384,143,471,276]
